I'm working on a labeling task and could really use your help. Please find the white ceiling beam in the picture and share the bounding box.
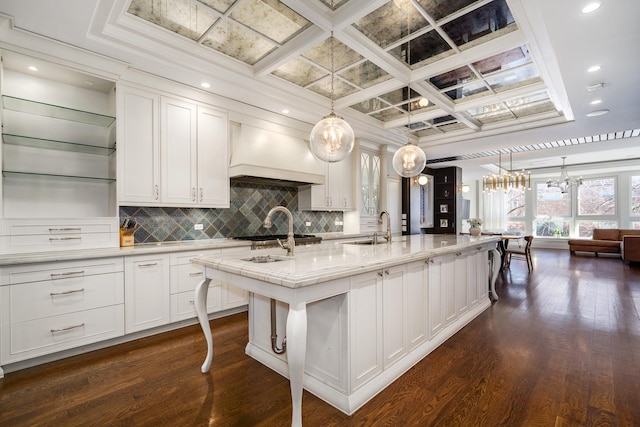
[253,26,327,77]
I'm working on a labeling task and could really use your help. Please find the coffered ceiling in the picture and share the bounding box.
[0,0,638,173]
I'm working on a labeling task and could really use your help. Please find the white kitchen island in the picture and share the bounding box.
[192,234,501,427]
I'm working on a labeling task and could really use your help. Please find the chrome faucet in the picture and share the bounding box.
[263,206,295,256]
[379,210,391,242]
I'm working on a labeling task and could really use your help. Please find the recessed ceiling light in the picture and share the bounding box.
[582,2,601,14]
[282,109,290,114]
[27,65,38,72]
[200,82,211,88]
[590,99,602,105]
[586,109,609,117]
[587,65,601,72]
[586,83,604,92]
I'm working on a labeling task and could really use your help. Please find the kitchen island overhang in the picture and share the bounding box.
[192,234,501,427]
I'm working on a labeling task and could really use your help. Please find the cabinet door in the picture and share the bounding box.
[125,254,170,333]
[118,86,160,203]
[161,97,197,205]
[328,154,354,211]
[382,264,407,368]
[197,106,229,207]
[427,257,443,338]
[407,260,427,350]
[349,270,383,390]
[455,251,469,315]
[443,254,457,326]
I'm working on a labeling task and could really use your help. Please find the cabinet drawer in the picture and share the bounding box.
[170,285,221,322]
[2,232,118,254]
[2,219,119,236]
[0,257,124,286]
[1,218,119,254]
[169,249,221,266]
[170,263,208,294]
[3,272,124,323]
[1,304,124,364]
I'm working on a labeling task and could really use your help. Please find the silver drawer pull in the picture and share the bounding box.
[50,270,85,278]
[49,227,82,232]
[138,262,158,267]
[49,237,82,241]
[50,288,85,296]
[189,272,203,276]
[50,323,85,333]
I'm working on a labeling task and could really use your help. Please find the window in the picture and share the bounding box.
[631,175,640,216]
[533,182,570,237]
[577,177,616,215]
[506,187,525,233]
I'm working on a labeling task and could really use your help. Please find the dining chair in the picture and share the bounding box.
[505,235,534,271]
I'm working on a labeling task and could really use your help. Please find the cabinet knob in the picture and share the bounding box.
[384,269,390,275]
[378,272,383,277]
[199,188,203,202]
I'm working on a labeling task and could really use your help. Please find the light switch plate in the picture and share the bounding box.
[194,223,204,230]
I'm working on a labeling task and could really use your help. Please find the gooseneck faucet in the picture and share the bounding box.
[379,210,391,242]
[263,206,295,256]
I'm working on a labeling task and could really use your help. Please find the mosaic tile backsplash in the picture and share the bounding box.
[120,182,344,243]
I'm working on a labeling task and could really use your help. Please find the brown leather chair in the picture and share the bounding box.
[506,235,534,271]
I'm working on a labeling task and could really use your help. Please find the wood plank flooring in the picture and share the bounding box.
[1,249,639,426]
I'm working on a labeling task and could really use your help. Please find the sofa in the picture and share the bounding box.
[568,229,640,260]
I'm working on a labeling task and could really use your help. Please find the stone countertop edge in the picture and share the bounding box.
[193,235,501,289]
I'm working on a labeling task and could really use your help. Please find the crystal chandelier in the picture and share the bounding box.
[309,22,354,163]
[482,151,531,193]
[547,156,582,193]
[391,9,426,178]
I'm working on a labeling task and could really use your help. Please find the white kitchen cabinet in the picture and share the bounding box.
[407,260,427,351]
[298,152,354,211]
[197,106,230,206]
[169,249,222,322]
[427,253,456,338]
[0,257,124,365]
[118,85,229,207]
[124,254,170,333]
[161,96,197,204]
[381,264,408,369]
[455,250,468,316]
[0,218,119,254]
[349,269,383,390]
[117,84,160,204]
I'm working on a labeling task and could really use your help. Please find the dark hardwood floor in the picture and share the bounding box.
[1,249,639,426]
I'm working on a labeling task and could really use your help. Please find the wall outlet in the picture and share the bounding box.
[194,223,204,230]
[335,220,343,226]
[305,221,311,227]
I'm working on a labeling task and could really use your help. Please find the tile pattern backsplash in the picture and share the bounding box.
[120,182,343,243]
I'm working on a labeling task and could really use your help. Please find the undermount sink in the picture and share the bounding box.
[242,255,290,263]
[341,238,390,245]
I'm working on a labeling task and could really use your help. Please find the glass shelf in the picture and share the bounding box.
[2,95,116,127]
[2,170,116,183]
[2,134,115,156]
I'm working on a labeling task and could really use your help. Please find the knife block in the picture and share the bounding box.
[120,228,135,247]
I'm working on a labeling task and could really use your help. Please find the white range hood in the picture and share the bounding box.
[229,122,325,187]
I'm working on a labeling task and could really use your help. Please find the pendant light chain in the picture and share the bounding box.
[330,30,335,114]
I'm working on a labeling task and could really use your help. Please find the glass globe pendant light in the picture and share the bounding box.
[392,90,426,178]
[309,30,354,163]
[391,12,426,178]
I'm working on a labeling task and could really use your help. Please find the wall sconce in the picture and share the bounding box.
[461,184,470,193]
[414,175,429,185]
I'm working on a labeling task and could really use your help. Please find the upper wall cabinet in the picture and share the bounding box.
[1,62,117,219]
[117,84,229,208]
[298,153,354,212]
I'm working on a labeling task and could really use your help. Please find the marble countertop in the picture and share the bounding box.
[192,234,500,289]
